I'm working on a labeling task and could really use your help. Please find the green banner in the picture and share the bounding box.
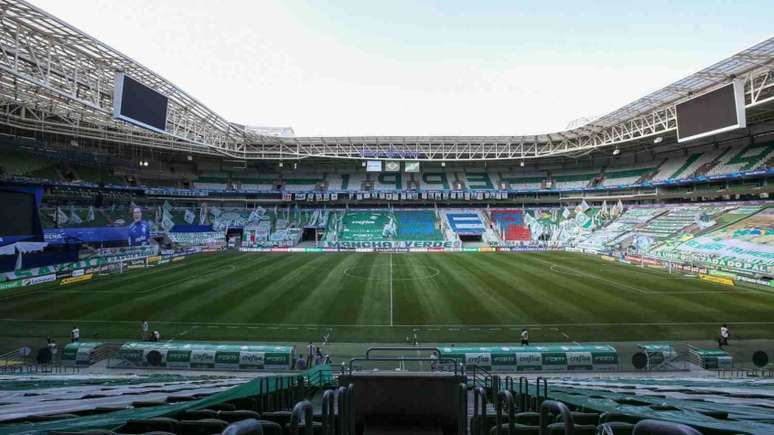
[119,342,295,371]
[439,345,618,372]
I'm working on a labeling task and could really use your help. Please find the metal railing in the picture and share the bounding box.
[346,357,464,375]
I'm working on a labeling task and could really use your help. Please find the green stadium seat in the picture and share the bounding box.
[547,422,597,435]
[261,410,293,427]
[218,410,261,423]
[116,417,178,433]
[488,423,539,435]
[177,419,229,435]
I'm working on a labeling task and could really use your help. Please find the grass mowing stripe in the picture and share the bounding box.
[0,251,772,344]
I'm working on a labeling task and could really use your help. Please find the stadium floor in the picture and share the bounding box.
[1,251,773,347]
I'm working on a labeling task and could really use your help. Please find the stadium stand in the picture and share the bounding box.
[394,210,444,241]
[600,166,656,187]
[490,209,531,242]
[651,148,725,181]
[498,171,547,190]
[551,170,599,190]
[707,142,774,176]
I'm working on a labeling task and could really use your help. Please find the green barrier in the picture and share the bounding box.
[61,342,104,367]
[438,344,619,371]
[119,342,295,370]
[689,347,733,369]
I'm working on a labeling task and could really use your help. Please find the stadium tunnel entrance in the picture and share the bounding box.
[226,228,242,248]
[301,227,319,242]
[458,234,482,243]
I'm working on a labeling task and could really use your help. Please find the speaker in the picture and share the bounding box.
[632,352,648,370]
[146,350,163,366]
[36,347,52,364]
[752,350,769,368]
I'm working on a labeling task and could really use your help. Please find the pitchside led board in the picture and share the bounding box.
[113,72,169,133]
[676,80,746,143]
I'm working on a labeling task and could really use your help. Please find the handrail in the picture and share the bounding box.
[518,377,529,412]
[457,383,467,435]
[495,390,515,435]
[539,400,574,435]
[289,400,314,435]
[346,383,355,435]
[222,418,264,435]
[335,386,348,435]
[472,386,487,435]
[535,377,548,409]
[347,357,464,375]
[365,346,439,359]
[632,420,702,435]
[321,389,335,435]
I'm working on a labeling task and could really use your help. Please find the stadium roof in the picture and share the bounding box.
[1,0,773,161]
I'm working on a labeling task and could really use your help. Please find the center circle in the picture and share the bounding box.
[344,265,440,281]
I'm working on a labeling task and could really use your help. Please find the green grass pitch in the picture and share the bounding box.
[0,251,772,347]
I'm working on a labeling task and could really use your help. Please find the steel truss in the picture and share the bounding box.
[1,0,773,161]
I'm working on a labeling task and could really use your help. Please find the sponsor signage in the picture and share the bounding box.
[323,241,462,249]
[60,273,94,286]
[699,274,735,286]
[439,345,618,372]
[118,342,294,371]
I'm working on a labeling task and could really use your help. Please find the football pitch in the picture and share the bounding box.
[1,251,773,346]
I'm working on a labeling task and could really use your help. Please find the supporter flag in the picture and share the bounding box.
[161,213,175,232]
[580,199,590,212]
[562,207,571,219]
[331,193,338,201]
[199,203,207,225]
[600,200,609,218]
[69,207,83,224]
[162,201,173,212]
[615,200,624,216]
[184,208,195,224]
[155,206,162,224]
[87,206,95,222]
[210,206,222,218]
[55,207,69,225]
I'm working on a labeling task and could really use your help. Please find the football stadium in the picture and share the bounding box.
[0,1,773,434]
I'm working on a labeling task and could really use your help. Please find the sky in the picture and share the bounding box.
[29,0,772,137]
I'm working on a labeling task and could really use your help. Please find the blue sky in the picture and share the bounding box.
[30,0,773,136]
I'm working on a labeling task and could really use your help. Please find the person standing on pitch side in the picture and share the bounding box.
[141,320,149,341]
[521,329,529,346]
[71,326,80,343]
[719,324,730,348]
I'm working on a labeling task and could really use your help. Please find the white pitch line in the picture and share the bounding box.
[389,253,394,327]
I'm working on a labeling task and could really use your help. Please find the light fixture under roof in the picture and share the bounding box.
[612,148,620,156]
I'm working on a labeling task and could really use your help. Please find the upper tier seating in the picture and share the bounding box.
[498,171,546,190]
[651,148,724,181]
[600,167,655,187]
[551,171,599,190]
[707,142,774,176]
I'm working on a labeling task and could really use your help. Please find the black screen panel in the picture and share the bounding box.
[676,83,742,142]
[0,191,38,238]
[115,74,168,131]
